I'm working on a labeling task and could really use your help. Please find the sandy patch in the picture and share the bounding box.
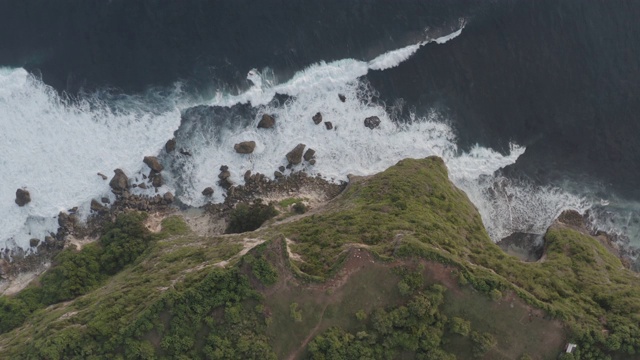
[66,235,97,251]
[0,262,50,296]
[285,238,305,262]
[181,208,226,237]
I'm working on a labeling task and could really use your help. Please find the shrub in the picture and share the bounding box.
[226,200,278,234]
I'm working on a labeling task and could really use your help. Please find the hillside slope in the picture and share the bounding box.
[0,157,638,359]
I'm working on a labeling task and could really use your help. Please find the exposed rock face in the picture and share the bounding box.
[109,169,129,193]
[90,199,107,212]
[324,121,333,130]
[364,116,381,129]
[165,138,176,153]
[143,156,164,172]
[338,94,346,102]
[312,112,323,124]
[234,141,256,154]
[15,188,31,206]
[286,143,306,165]
[202,187,214,196]
[303,148,316,161]
[257,114,276,128]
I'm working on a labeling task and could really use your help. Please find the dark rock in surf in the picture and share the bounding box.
[202,187,214,196]
[143,156,164,172]
[286,143,306,165]
[179,149,192,156]
[274,171,284,179]
[364,116,381,129]
[234,141,256,154]
[29,238,40,248]
[101,197,110,204]
[15,188,31,206]
[257,114,276,129]
[244,171,252,182]
[279,166,286,172]
[309,159,317,165]
[97,172,108,180]
[151,174,163,188]
[303,148,316,161]
[338,94,346,102]
[218,170,231,180]
[90,199,107,213]
[312,112,323,124]
[324,121,333,130]
[165,138,176,153]
[109,169,129,193]
[138,183,147,189]
[163,192,174,203]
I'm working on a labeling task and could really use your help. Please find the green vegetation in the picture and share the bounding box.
[226,199,278,233]
[0,157,638,359]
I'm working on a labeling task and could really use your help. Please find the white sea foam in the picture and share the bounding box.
[0,24,603,251]
[0,68,182,250]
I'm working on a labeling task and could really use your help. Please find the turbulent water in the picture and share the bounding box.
[1,0,639,260]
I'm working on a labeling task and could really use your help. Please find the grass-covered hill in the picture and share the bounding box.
[0,157,638,359]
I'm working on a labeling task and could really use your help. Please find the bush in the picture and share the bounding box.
[226,200,278,234]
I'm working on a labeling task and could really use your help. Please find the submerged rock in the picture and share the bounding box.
[29,238,40,248]
[143,156,164,172]
[165,138,176,153]
[90,199,107,213]
[257,114,276,129]
[15,188,31,206]
[364,116,381,129]
[286,143,306,165]
[234,141,256,154]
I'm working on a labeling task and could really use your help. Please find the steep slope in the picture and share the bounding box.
[0,157,638,359]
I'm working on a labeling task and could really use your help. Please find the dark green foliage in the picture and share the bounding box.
[40,243,105,303]
[292,201,307,214]
[449,317,471,336]
[308,285,456,360]
[0,211,152,335]
[251,257,278,286]
[100,211,152,274]
[226,200,278,234]
[471,331,497,358]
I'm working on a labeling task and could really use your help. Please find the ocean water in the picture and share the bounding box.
[1,0,639,259]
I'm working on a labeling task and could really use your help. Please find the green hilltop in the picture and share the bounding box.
[0,157,639,359]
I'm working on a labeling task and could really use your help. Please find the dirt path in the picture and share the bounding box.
[214,237,265,268]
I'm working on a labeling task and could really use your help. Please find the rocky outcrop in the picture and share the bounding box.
[303,148,316,161]
[165,138,176,153]
[324,121,333,130]
[218,165,232,189]
[90,199,107,213]
[338,94,346,102]
[143,156,164,172]
[312,112,323,124]
[109,169,129,193]
[29,238,40,248]
[364,116,381,129]
[15,188,31,206]
[150,173,163,188]
[286,144,306,165]
[257,114,276,129]
[234,141,256,154]
[163,192,174,203]
[202,187,214,196]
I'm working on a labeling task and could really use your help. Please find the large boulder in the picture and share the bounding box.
[286,143,306,165]
[364,116,381,129]
[257,114,276,129]
[109,169,129,192]
[143,156,164,172]
[163,192,174,203]
[165,138,176,153]
[324,121,333,130]
[151,174,163,188]
[312,112,323,125]
[15,188,31,206]
[202,187,214,196]
[234,141,256,154]
[303,148,316,161]
[338,94,346,102]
